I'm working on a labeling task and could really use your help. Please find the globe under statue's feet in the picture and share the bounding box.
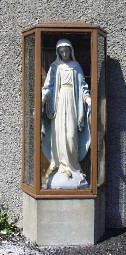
[47,170,88,189]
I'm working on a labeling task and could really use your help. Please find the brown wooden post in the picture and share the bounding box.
[91,29,98,195]
[34,28,41,194]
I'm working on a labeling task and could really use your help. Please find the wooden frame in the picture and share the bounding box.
[22,22,107,198]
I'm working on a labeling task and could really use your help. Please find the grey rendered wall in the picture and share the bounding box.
[0,0,126,227]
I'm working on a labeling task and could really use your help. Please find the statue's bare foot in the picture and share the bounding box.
[45,166,58,178]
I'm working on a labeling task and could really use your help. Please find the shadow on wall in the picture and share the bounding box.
[106,56,126,228]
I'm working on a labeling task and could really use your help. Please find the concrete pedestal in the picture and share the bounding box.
[23,192,105,245]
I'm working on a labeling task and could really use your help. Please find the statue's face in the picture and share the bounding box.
[58,46,71,62]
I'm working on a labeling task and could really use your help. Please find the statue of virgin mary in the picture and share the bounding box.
[41,38,91,189]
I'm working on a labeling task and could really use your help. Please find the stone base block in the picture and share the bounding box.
[23,192,105,245]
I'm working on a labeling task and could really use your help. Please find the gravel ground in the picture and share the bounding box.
[0,229,126,255]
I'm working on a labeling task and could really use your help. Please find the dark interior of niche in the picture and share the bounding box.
[41,32,91,88]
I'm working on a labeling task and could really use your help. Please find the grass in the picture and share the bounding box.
[0,209,17,235]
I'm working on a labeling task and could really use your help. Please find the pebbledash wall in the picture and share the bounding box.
[0,0,126,228]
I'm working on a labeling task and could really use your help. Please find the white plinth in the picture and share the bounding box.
[23,192,105,245]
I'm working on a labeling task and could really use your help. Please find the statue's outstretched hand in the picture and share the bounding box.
[42,94,46,107]
[86,97,91,109]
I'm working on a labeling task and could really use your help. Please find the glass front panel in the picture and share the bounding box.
[24,33,35,186]
[41,32,91,190]
[97,34,106,186]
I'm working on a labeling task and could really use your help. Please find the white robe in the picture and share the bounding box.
[42,60,90,188]
[50,62,81,173]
